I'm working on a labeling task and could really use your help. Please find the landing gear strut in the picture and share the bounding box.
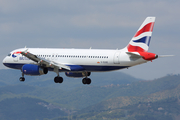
[53,67,63,84]
[82,78,91,85]
[19,73,25,82]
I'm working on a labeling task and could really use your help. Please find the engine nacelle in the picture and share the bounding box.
[22,64,48,76]
[65,72,91,78]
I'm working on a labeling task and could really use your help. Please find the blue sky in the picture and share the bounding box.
[0,0,179,80]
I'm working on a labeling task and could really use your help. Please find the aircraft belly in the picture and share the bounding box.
[80,65,129,72]
[4,62,129,72]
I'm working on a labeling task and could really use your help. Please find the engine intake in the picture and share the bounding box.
[22,64,48,76]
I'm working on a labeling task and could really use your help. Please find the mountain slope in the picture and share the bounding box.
[76,74,180,113]
[0,69,140,90]
[0,74,180,110]
[1,69,180,120]
[0,97,67,120]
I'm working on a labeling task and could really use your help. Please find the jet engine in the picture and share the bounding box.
[21,64,48,76]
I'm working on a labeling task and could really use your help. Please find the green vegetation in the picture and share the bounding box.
[0,97,67,120]
[0,69,180,120]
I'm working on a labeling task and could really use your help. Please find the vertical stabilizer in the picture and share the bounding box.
[127,17,155,52]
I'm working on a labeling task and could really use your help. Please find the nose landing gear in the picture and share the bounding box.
[19,77,25,82]
[19,73,25,82]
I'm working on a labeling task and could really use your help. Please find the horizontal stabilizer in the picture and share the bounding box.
[126,52,141,58]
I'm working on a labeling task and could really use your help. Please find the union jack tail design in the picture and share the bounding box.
[127,17,155,52]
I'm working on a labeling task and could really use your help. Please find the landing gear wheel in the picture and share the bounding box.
[82,78,87,84]
[86,78,91,85]
[82,78,91,85]
[54,76,63,83]
[19,77,25,82]
[59,77,63,83]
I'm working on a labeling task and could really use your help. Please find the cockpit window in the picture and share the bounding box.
[7,53,11,56]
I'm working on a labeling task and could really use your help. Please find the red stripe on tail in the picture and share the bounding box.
[134,22,154,37]
[127,44,145,52]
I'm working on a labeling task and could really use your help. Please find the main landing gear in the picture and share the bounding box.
[53,67,64,84]
[54,76,63,83]
[19,73,25,82]
[82,78,91,85]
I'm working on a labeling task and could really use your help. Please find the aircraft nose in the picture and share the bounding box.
[3,57,6,63]
[2,57,7,65]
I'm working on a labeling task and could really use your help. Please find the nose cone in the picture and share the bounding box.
[2,57,7,66]
[3,57,6,63]
[2,56,12,68]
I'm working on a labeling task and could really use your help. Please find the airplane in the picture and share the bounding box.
[3,17,159,85]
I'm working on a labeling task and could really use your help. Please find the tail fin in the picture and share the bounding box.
[127,17,155,52]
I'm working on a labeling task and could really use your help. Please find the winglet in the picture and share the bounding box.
[22,48,28,53]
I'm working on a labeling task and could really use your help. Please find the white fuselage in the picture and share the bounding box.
[3,48,147,72]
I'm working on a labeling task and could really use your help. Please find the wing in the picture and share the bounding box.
[20,49,71,70]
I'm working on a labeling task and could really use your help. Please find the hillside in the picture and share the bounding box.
[0,69,180,120]
[0,69,140,90]
[70,97,179,120]
[68,74,180,120]
[0,97,67,120]
[1,74,179,110]
[77,74,180,111]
